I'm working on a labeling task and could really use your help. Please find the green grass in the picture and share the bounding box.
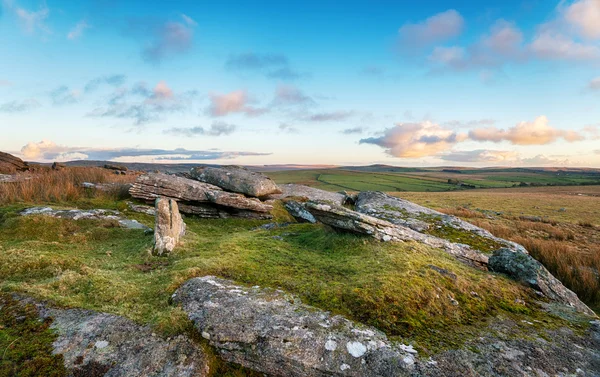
[0,201,581,357]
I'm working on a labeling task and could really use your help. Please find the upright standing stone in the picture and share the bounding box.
[153,197,186,256]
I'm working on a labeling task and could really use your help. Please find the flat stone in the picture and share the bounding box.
[190,165,281,197]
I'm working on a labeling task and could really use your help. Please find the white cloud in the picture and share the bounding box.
[206,90,268,117]
[360,121,467,158]
[468,115,584,145]
[529,31,600,60]
[564,0,600,39]
[13,2,50,35]
[588,77,600,90]
[398,9,464,46]
[67,20,90,40]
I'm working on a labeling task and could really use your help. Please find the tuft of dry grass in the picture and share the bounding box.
[0,167,137,205]
[439,207,485,219]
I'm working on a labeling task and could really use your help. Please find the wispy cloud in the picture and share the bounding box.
[341,127,365,135]
[398,9,464,48]
[9,1,51,36]
[272,85,314,107]
[165,122,237,137]
[440,149,519,163]
[0,80,12,87]
[0,98,41,113]
[587,77,600,91]
[67,19,90,40]
[49,85,81,105]
[225,52,303,80]
[20,139,270,162]
[206,90,268,117]
[303,111,354,122]
[279,123,299,134]
[84,74,126,92]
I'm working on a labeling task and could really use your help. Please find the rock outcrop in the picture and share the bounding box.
[4,295,210,377]
[0,151,28,174]
[20,207,151,231]
[301,201,489,268]
[190,166,281,197]
[174,276,600,377]
[129,173,273,218]
[173,276,417,377]
[355,191,526,253]
[154,197,186,256]
[489,248,596,316]
[267,184,347,205]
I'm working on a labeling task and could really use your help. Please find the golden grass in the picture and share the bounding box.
[0,167,137,205]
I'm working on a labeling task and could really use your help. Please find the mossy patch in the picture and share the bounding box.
[0,294,66,377]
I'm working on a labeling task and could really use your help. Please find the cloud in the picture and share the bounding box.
[49,86,81,105]
[529,31,600,61]
[587,77,600,91]
[398,9,464,47]
[206,90,268,117]
[360,65,386,77]
[272,85,314,106]
[304,111,354,122]
[443,119,496,128]
[468,116,584,145]
[564,0,600,39]
[0,80,12,86]
[84,74,126,92]
[440,149,520,163]
[10,1,50,35]
[225,52,302,80]
[341,127,365,135]
[0,98,41,113]
[67,20,90,40]
[279,123,299,134]
[360,121,467,158]
[19,140,270,162]
[88,80,193,125]
[165,122,236,137]
[124,15,196,63]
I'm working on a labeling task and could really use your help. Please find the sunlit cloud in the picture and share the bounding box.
[398,9,464,47]
[564,0,600,39]
[206,90,268,117]
[165,122,237,137]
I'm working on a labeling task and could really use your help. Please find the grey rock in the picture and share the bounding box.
[129,173,273,213]
[153,197,186,256]
[20,207,151,231]
[284,200,317,223]
[173,276,416,377]
[127,201,156,216]
[302,201,489,269]
[266,184,346,205]
[3,295,210,377]
[489,248,596,316]
[104,163,128,171]
[355,191,525,253]
[190,165,281,197]
[178,202,273,220]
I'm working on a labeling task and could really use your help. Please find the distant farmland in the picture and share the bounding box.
[265,167,600,192]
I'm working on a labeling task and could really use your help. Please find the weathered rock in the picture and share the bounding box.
[127,201,157,216]
[52,162,66,170]
[5,295,210,377]
[301,201,489,268]
[130,173,223,202]
[355,191,525,253]
[20,206,151,231]
[284,200,317,223]
[129,173,273,213]
[153,197,185,256]
[173,276,416,377]
[0,151,28,173]
[177,202,273,220]
[190,166,281,197]
[267,184,346,205]
[104,163,128,171]
[0,173,31,183]
[489,248,596,316]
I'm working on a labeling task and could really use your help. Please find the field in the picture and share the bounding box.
[266,167,600,192]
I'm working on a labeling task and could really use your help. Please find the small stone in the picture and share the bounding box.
[201,332,210,340]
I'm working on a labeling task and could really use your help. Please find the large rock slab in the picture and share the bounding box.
[154,197,186,256]
[355,191,526,253]
[191,166,281,197]
[173,276,416,377]
[267,184,346,205]
[129,173,273,213]
[302,201,489,268]
[0,151,28,174]
[4,295,210,377]
[489,248,596,316]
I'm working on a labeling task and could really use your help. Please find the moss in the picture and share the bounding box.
[425,223,505,254]
[0,294,66,377]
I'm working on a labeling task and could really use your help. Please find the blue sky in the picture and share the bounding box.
[0,0,599,167]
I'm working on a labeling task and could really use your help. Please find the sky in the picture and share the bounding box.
[0,0,599,167]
